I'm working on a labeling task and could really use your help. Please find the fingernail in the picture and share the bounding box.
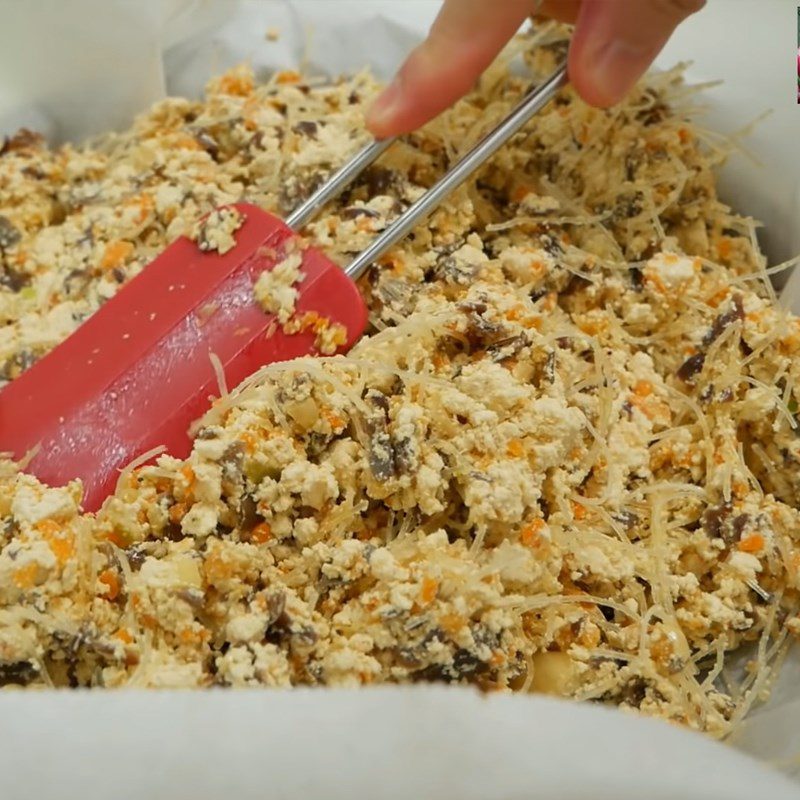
[366,77,403,134]
[590,39,649,106]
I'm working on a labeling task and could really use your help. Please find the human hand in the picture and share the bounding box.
[367,0,705,139]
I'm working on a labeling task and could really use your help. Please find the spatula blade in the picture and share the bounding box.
[0,202,367,511]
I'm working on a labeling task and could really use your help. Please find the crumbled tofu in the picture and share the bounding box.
[254,252,304,324]
[191,206,245,255]
[253,250,348,354]
[645,251,697,289]
[0,32,796,744]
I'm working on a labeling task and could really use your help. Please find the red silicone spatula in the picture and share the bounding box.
[0,66,566,512]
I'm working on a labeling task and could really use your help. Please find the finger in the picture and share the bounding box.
[536,0,582,24]
[569,0,705,107]
[367,0,535,139]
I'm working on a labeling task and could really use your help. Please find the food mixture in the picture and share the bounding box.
[0,27,798,738]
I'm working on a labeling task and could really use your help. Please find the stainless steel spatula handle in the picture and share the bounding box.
[284,61,567,275]
[345,63,568,281]
[286,137,395,230]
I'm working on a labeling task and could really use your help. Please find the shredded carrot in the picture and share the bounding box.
[99,568,120,601]
[440,612,466,634]
[732,481,748,500]
[173,134,202,151]
[579,623,602,649]
[139,613,158,629]
[331,323,348,348]
[472,451,493,469]
[179,628,208,645]
[35,519,60,536]
[181,465,196,488]
[322,407,345,430]
[13,563,39,590]
[630,385,670,423]
[650,635,674,665]
[46,532,74,565]
[169,502,187,525]
[490,650,506,667]
[716,237,732,260]
[576,311,610,336]
[530,258,546,278]
[126,193,154,224]
[100,240,134,271]
[645,270,667,293]
[572,501,587,521]
[114,628,133,644]
[291,311,334,336]
[204,552,233,583]
[738,534,765,554]
[650,443,673,471]
[555,624,575,649]
[511,184,534,203]
[104,529,127,548]
[419,577,439,605]
[506,439,525,458]
[521,519,544,548]
[706,287,730,308]
[251,522,272,544]
[540,292,557,313]
[432,352,449,370]
[35,519,75,566]
[219,71,255,95]
[275,70,301,85]
[522,315,543,331]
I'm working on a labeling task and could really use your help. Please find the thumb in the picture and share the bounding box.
[367,0,534,139]
[569,0,705,108]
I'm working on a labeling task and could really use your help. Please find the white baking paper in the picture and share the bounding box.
[2,687,800,800]
[0,1,798,797]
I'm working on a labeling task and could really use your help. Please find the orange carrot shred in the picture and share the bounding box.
[100,240,134,271]
[419,577,439,605]
[521,519,544,548]
[738,534,765,554]
[99,568,120,601]
[251,522,272,544]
